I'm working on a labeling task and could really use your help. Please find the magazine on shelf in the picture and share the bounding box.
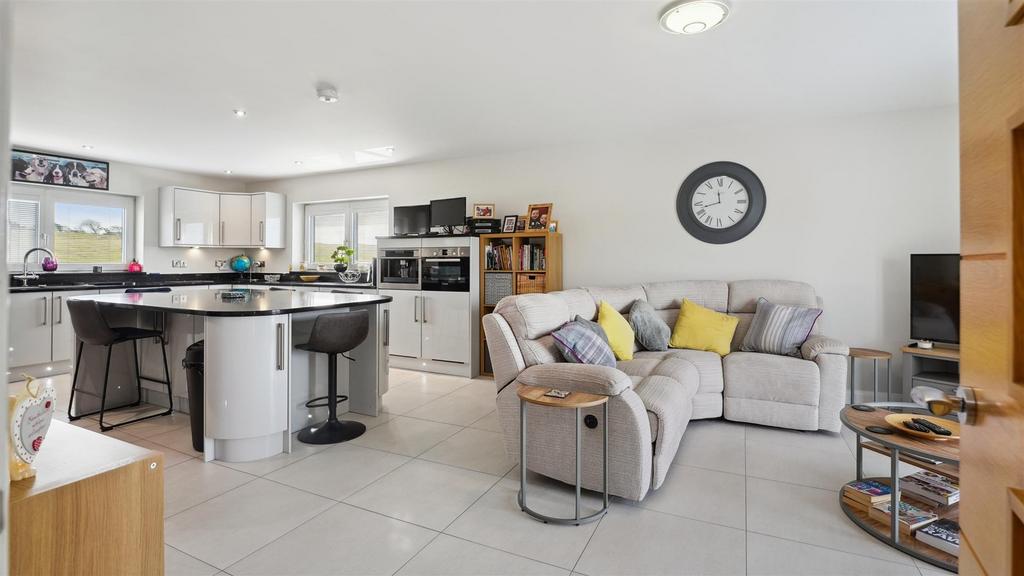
[842,480,892,506]
[901,472,960,506]
[869,500,938,535]
[915,519,960,556]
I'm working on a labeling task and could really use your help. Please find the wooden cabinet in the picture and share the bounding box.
[8,291,52,368]
[159,187,286,248]
[421,291,470,364]
[381,289,421,358]
[219,193,252,246]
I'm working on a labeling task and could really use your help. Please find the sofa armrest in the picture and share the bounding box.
[515,363,632,397]
[801,335,849,361]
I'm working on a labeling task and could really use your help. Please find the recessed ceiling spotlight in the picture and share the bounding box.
[224,170,233,175]
[354,145,395,164]
[316,83,340,103]
[81,144,93,150]
[233,109,247,118]
[659,0,729,35]
[294,160,304,166]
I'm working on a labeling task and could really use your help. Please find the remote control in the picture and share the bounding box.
[544,389,570,399]
[903,420,932,434]
[912,417,952,436]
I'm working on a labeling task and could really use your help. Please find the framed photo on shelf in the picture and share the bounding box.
[473,203,495,218]
[501,215,518,233]
[11,149,110,190]
[515,215,527,231]
[527,203,553,230]
[548,220,559,233]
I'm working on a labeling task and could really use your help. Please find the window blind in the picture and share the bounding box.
[7,198,40,264]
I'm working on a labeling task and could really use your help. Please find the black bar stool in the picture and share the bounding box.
[296,310,369,444]
[66,299,173,431]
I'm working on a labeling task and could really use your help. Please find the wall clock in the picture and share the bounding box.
[675,161,766,244]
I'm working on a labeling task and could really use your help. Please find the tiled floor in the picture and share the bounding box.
[19,369,951,576]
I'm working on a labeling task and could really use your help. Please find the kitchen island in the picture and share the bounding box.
[69,289,391,463]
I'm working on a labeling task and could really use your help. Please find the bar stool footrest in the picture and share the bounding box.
[304,394,348,409]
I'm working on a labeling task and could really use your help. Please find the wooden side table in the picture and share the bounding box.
[517,384,609,525]
[848,347,892,403]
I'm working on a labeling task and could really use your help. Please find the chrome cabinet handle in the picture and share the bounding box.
[383,309,390,347]
[41,297,48,326]
[413,296,419,323]
[220,221,225,244]
[421,295,427,324]
[276,319,284,368]
[56,296,63,324]
[175,218,182,241]
[259,221,264,243]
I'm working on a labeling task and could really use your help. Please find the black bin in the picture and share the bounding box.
[182,340,205,452]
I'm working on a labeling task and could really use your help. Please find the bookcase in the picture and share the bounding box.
[479,231,562,376]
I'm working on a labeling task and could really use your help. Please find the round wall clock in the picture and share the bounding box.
[675,161,766,244]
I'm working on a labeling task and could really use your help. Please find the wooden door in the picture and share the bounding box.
[958,1,1024,574]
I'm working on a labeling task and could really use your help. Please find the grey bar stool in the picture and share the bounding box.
[66,299,173,431]
[296,310,369,444]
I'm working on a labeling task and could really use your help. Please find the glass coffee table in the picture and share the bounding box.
[839,404,959,573]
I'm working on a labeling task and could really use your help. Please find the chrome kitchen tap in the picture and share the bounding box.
[13,247,55,286]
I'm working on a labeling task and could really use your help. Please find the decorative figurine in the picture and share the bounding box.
[9,375,56,481]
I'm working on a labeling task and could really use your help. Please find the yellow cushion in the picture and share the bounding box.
[669,299,738,356]
[597,301,635,361]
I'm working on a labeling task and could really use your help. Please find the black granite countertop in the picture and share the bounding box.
[71,289,391,317]
[7,272,376,294]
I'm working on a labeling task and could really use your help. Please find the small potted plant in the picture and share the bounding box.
[331,244,355,273]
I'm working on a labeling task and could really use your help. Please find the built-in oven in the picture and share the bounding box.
[421,246,470,292]
[378,248,421,290]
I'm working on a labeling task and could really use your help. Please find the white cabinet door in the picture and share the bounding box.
[219,194,252,246]
[421,291,470,364]
[51,290,99,364]
[174,188,220,246]
[251,193,266,246]
[380,290,420,358]
[8,292,53,368]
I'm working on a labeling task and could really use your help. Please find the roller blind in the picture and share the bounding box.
[7,198,40,264]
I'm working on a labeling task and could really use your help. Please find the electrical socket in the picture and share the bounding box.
[171,259,188,268]
[214,259,227,270]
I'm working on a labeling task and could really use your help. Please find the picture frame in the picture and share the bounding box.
[515,215,527,231]
[501,215,518,233]
[548,220,559,233]
[473,203,495,218]
[11,149,110,191]
[527,203,553,230]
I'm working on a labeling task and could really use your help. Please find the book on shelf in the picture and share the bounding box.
[915,518,960,556]
[519,244,546,271]
[843,480,892,507]
[485,243,514,271]
[901,471,959,507]
[869,500,938,535]
[842,494,870,513]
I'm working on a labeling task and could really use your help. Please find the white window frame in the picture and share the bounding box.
[8,183,136,271]
[304,198,388,268]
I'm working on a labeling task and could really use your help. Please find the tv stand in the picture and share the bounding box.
[901,345,960,398]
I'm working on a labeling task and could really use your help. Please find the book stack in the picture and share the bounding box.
[485,243,514,270]
[520,244,546,271]
[869,500,938,535]
[900,471,959,507]
[842,480,891,512]
[915,518,960,556]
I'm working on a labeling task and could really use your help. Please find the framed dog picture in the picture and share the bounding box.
[501,215,518,233]
[516,215,527,231]
[11,149,110,191]
[473,203,495,218]
[527,203,553,230]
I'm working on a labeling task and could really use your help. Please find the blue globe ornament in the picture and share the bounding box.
[229,254,251,272]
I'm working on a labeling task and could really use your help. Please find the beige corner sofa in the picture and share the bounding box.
[482,280,849,501]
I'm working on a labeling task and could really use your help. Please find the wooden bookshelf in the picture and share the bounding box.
[479,231,562,376]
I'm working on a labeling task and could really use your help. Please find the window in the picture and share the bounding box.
[304,198,388,268]
[7,184,135,269]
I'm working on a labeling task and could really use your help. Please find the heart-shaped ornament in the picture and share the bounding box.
[10,379,56,466]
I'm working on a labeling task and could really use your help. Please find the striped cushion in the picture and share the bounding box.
[551,320,616,367]
[739,298,822,357]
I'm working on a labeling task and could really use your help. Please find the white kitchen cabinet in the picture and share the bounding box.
[51,290,100,364]
[421,291,470,364]
[380,290,421,358]
[219,193,252,246]
[250,192,286,248]
[8,292,53,368]
[170,188,220,246]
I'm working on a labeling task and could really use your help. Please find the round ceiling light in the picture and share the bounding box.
[233,109,247,118]
[316,83,339,103]
[659,0,729,35]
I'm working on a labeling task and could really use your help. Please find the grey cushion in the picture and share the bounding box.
[551,320,616,367]
[628,299,671,351]
[574,315,609,343]
[740,297,822,357]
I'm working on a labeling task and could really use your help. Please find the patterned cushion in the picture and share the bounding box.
[574,315,609,344]
[551,320,616,367]
[740,297,822,357]
[628,299,670,351]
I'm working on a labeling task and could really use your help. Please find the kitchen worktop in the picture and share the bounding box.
[8,272,376,293]
[71,289,391,317]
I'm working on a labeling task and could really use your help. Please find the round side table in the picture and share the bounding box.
[848,348,892,404]
[517,384,609,525]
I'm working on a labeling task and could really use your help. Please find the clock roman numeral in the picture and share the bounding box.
[697,209,706,216]
[716,217,722,227]
[704,215,712,225]
[716,177,724,187]
[694,201,704,207]
[737,199,748,204]
[734,189,745,195]
[734,208,744,214]
[704,182,713,190]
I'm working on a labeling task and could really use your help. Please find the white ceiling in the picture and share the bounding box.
[11,0,958,180]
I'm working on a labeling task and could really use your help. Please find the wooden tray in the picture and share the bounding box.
[884,414,961,441]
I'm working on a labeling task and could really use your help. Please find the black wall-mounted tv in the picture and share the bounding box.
[430,197,466,228]
[393,205,430,236]
[910,254,960,345]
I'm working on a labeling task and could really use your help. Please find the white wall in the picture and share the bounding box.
[250,106,960,395]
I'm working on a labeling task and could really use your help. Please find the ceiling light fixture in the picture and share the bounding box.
[294,161,304,166]
[224,170,233,175]
[316,83,339,103]
[354,146,395,164]
[233,109,247,118]
[81,144,93,150]
[659,0,729,35]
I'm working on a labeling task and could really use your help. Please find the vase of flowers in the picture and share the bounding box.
[331,244,355,273]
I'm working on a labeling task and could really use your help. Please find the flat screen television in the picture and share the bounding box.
[910,254,960,345]
[393,205,430,236]
[430,197,466,228]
